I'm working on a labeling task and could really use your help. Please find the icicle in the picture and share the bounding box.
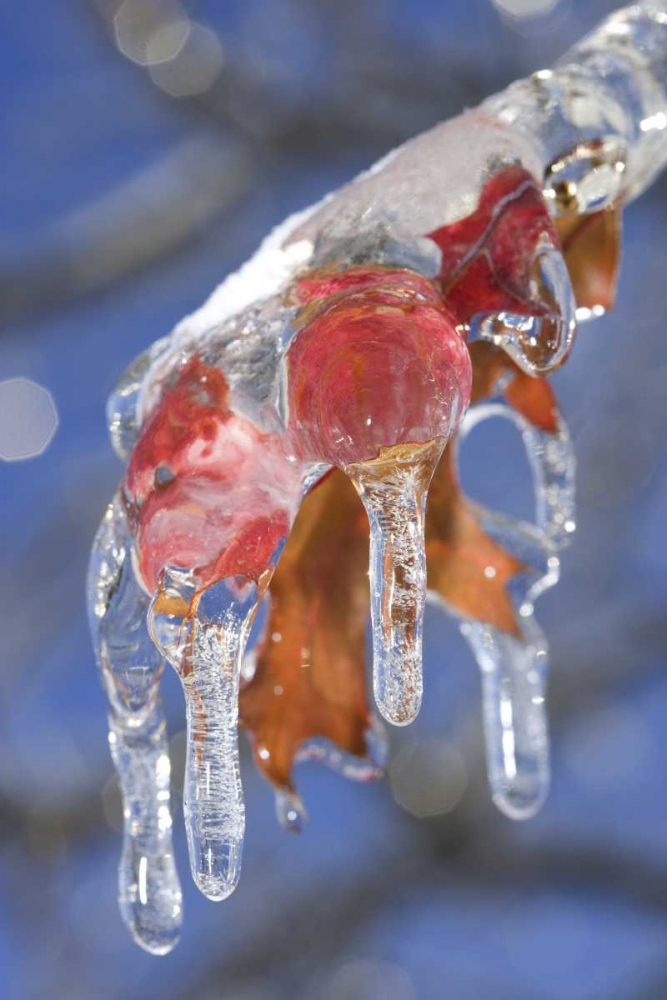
[346,439,444,727]
[149,570,258,901]
[274,789,308,833]
[88,497,182,954]
[456,396,576,819]
[109,708,182,954]
[462,618,549,819]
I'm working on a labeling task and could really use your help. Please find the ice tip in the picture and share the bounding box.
[191,836,243,901]
[275,789,308,833]
[131,924,182,957]
[492,783,549,822]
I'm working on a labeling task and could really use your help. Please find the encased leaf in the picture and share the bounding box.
[239,471,373,792]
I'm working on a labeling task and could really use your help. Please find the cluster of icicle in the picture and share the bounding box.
[88,1,667,953]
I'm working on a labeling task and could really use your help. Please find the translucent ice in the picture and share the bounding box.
[457,398,574,819]
[88,498,182,953]
[149,570,257,900]
[347,440,444,726]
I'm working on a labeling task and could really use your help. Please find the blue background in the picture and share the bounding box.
[1,1,667,998]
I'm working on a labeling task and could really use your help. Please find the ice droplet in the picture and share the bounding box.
[275,789,308,832]
[149,571,258,901]
[462,619,549,820]
[346,439,444,727]
[88,497,182,953]
[471,246,576,376]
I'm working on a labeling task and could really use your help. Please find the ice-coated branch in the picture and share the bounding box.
[88,1,667,953]
[485,1,667,208]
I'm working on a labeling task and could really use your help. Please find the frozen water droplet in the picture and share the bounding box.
[346,439,444,727]
[471,247,576,376]
[463,620,549,819]
[88,497,182,953]
[544,138,626,215]
[275,789,307,833]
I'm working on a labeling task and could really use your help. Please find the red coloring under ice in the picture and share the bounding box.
[125,164,560,597]
[125,358,299,594]
[287,266,472,467]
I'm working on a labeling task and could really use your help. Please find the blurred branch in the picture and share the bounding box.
[0,137,253,329]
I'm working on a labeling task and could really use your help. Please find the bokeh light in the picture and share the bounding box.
[491,0,559,17]
[323,959,415,1000]
[114,0,190,67]
[149,22,224,98]
[390,740,467,818]
[0,377,58,461]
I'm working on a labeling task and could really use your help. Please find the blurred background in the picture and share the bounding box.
[2,1,667,997]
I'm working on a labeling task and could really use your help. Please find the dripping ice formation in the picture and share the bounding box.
[88,1,667,952]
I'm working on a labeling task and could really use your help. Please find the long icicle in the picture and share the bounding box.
[346,439,444,726]
[149,571,258,900]
[457,400,574,818]
[88,497,182,953]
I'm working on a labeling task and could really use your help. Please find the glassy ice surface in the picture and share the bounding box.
[484,2,667,203]
[88,498,182,953]
[149,571,257,900]
[108,707,182,955]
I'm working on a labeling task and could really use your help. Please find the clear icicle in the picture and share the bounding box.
[346,439,444,727]
[462,618,549,820]
[87,497,182,954]
[456,397,576,819]
[109,707,182,954]
[149,571,258,901]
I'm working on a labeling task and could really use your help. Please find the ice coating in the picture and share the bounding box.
[87,1,667,952]
[484,1,667,206]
